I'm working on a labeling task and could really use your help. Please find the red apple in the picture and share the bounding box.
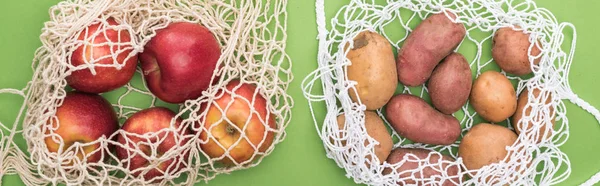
[116,107,190,181]
[140,22,221,104]
[199,80,276,165]
[67,18,138,94]
[44,92,119,165]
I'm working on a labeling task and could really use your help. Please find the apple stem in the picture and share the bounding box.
[226,124,236,135]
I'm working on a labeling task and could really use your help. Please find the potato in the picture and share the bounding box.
[336,111,393,164]
[458,123,517,171]
[492,27,542,76]
[383,148,461,186]
[385,94,461,145]
[428,52,472,114]
[512,88,555,142]
[346,31,398,110]
[470,71,517,123]
[397,11,466,86]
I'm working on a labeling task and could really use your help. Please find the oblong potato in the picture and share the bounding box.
[428,52,472,114]
[458,123,517,171]
[470,71,517,123]
[492,27,542,76]
[385,94,461,145]
[512,88,555,142]
[336,111,393,164]
[346,31,398,110]
[397,11,466,86]
[383,148,461,186]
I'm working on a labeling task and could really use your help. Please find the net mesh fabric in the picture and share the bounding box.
[303,0,600,185]
[0,0,292,185]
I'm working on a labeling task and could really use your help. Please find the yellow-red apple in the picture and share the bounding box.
[67,18,138,93]
[199,80,276,165]
[44,92,119,164]
[116,107,190,181]
[140,22,221,103]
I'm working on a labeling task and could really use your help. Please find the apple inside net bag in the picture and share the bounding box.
[303,0,600,185]
[0,0,292,185]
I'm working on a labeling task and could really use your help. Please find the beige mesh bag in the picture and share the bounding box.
[303,0,600,185]
[0,0,292,185]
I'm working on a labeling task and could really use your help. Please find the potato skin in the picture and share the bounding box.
[383,148,460,186]
[346,31,398,110]
[428,52,472,114]
[470,71,517,123]
[385,94,461,145]
[336,111,393,164]
[459,123,517,172]
[397,12,466,86]
[512,88,555,142]
[492,27,541,76]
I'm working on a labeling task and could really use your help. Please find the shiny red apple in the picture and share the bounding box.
[140,22,221,103]
[44,91,119,165]
[199,80,276,165]
[116,107,190,181]
[67,18,138,93]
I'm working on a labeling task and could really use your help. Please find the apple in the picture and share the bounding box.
[67,18,138,94]
[116,107,190,181]
[44,91,119,165]
[140,22,221,104]
[199,80,276,165]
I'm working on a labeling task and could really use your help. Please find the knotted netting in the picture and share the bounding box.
[0,0,292,185]
[302,0,600,185]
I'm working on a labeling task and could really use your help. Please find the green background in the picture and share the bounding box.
[1,0,599,185]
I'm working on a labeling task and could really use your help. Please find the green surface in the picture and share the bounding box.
[1,0,599,185]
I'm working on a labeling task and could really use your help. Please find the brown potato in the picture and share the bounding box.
[458,123,517,171]
[492,27,542,76]
[385,94,461,145]
[470,71,517,123]
[512,88,555,142]
[397,11,466,86]
[384,148,461,186]
[346,31,398,110]
[428,52,472,114]
[336,111,393,164]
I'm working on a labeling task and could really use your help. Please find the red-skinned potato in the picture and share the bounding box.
[385,94,461,145]
[397,11,466,86]
[384,148,461,186]
[492,27,542,76]
[428,52,472,114]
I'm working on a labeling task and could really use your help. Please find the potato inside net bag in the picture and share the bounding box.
[0,0,292,185]
[303,0,600,185]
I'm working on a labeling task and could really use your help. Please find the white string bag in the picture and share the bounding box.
[0,0,292,185]
[303,0,600,185]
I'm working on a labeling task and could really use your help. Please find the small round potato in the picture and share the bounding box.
[512,88,556,142]
[346,31,398,110]
[458,123,517,171]
[336,111,393,164]
[470,71,517,123]
[492,27,542,76]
